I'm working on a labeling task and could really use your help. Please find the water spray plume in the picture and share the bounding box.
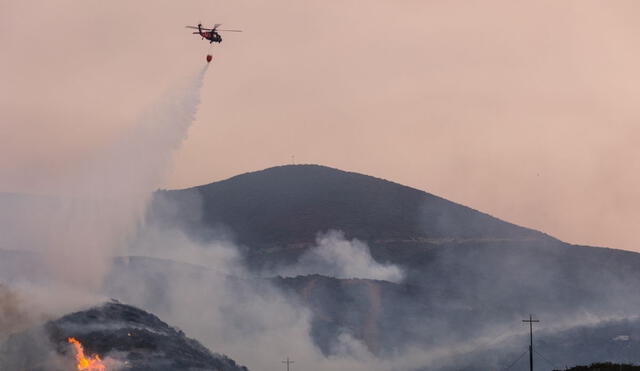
[68,337,106,371]
[36,64,209,291]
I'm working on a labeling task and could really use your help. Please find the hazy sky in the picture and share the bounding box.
[2,0,639,251]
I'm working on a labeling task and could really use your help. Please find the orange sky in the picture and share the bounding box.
[1,0,639,251]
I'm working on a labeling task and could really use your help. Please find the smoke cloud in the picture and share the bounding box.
[110,227,384,371]
[0,284,31,340]
[276,230,405,283]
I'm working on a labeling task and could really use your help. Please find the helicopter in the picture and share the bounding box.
[185,23,242,44]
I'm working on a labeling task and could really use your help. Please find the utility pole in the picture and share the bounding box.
[522,314,540,371]
[282,357,294,371]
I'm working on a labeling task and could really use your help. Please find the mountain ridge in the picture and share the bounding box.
[150,164,555,250]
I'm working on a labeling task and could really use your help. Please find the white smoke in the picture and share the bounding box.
[277,230,405,283]
[110,228,385,371]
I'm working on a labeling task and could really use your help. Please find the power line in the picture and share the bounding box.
[534,349,561,370]
[501,350,529,371]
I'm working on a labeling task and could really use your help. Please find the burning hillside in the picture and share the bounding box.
[0,301,248,371]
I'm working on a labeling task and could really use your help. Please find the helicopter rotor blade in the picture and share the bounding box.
[186,24,239,32]
[186,25,215,30]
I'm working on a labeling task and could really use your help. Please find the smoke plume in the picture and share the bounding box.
[276,230,405,283]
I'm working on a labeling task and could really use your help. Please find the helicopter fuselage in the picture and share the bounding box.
[200,31,222,43]
[187,23,240,45]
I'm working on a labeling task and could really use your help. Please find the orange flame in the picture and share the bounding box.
[68,337,106,371]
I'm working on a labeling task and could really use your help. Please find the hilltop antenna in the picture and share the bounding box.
[282,357,294,371]
[522,314,540,371]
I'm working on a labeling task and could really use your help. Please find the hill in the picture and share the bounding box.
[0,301,248,371]
[151,165,547,244]
[148,164,554,268]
